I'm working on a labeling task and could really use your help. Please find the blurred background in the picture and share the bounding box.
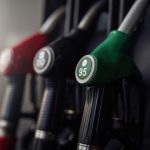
[0,0,43,49]
[0,1,44,149]
[0,0,44,108]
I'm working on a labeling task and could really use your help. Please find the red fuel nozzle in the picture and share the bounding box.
[0,32,48,75]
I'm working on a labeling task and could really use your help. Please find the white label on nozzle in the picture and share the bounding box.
[0,48,12,74]
[33,47,55,74]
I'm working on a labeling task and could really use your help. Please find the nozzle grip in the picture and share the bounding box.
[0,75,25,124]
[36,78,64,132]
[78,87,107,147]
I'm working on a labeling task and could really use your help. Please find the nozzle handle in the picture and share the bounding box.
[35,78,64,133]
[33,78,64,149]
[0,75,25,126]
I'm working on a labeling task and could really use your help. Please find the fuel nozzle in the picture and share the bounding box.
[33,0,108,78]
[0,6,65,75]
[75,0,148,85]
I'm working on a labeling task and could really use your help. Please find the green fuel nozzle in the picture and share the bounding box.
[75,0,148,85]
[75,30,141,85]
